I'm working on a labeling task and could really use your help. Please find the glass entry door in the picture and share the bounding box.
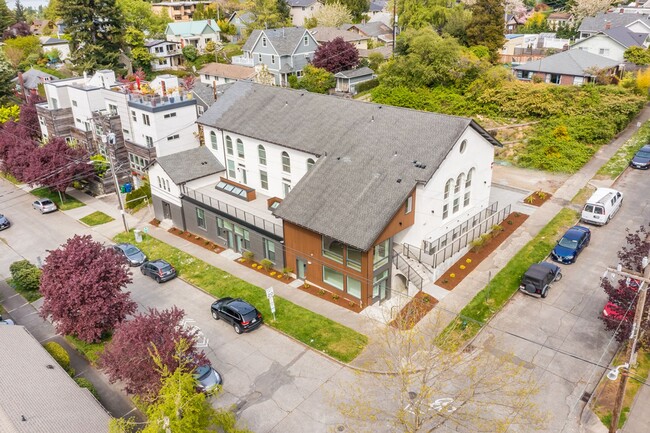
[296,258,307,280]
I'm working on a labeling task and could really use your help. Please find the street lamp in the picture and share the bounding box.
[607,364,629,381]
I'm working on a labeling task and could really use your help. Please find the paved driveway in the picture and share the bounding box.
[473,167,650,433]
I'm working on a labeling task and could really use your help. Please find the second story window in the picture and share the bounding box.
[282,151,291,173]
[258,145,266,165]
[210,131,217,150]
[271,55,275,64]
[145,136,153,147]
[304,35,309,46]
[236,138,245,158]
[225,135,233,155]
[142,113,150,126]
[131,110,137,122]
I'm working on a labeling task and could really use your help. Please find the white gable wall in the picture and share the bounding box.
[149,163,182,207]
[571,35,627,61]
[394,126,494,248]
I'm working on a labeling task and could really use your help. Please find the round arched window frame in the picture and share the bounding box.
[459,139,467,154]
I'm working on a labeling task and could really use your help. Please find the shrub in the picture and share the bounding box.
[74,377,99,399]
[44,342,73,375]
[124,183,151,210]
[491,224,504,233]
[260,259,274,271]
[10,259,33,277]
[14,266,41,292]
[242,251,254,262]
[356,78,379,93]
[282,267,293,277]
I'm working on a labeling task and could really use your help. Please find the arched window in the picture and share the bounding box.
[258,145,266,165]
[282,151,291,173]
[454,174,464,194]
[465,168,474,188]
[444,179,453,200]
[307,158,315,170]
[210,131,217,150]
[225,136,233,155]
[236,138,244,158]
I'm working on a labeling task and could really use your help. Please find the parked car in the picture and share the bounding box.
[194,364,222,392]
[140,259,177,283]
[113,243,147,266]
[0,314,15,325]
[551,225,591,264]
[581,188,623,226]
[0,213,10,231]
[32,198,58,214]
[519,262,562,298]
[210,297,263,334]
[630,144,650,169]
[602,301,634,322]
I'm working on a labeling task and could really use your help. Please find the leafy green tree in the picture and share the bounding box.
[2,35,42,67]
[59,0,125,73]
[313,2,352,27]
[442,5,472,45]
[43,0,61,22]
[326,0,368,23]
[217,18,236,36]
[0,0,14,33]
[117,0,170,37]
[182,45,198,62]
[520,11,549,34]
[0,104,19,123]
[296,64,335,94]
[465,0,504,62]
[245,0,291,31]
[0,52,14,105]
[625,46,650,65]
[396,0,448,30]
[124,27,153,71]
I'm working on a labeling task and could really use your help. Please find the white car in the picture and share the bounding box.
[0,314,15,325]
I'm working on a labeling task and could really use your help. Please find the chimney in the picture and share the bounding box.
[605,20,611,30]
[212,81,217,100]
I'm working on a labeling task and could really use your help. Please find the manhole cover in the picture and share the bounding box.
[336,425,345,432]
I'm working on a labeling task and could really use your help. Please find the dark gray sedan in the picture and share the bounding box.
[140,259,177,283]
[113,243,147,266]
[0,213,10,231]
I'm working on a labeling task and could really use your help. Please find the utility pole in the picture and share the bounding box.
[106,132,129,233]
[392,0,398,58]
[608,251,650,433]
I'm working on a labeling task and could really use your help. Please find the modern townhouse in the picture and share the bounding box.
[151,81,502,311]
[232,27,319,86]
[164,20,220,53]
[145,40,183,71]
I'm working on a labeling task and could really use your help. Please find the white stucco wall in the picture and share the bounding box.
[68,87,105,132]
[394,126,495,248]
[571,35,627,61]
[129,103,199,157]
[149,163,182,207]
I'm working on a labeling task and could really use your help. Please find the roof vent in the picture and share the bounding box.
[46,364,54,369]
[393,151,397,156]
[371,115,374,122]
[396,178,402,183]
[337,156,341,160]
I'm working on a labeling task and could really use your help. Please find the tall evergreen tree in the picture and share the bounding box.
[0,52,13,104]
[59,0,125,73]
[14,0,25,22]
[465,0,504,62]
[0,0,15,33]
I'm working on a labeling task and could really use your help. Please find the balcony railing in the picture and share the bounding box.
[232,55,254,67]
[182,185,284,238]
[127,91,193,108]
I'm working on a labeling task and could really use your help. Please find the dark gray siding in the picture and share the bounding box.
[152,195,184,229]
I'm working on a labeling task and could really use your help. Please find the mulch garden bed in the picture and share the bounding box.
[297,283,362,313]
[389,291,438,330]
[236,258,295,284]
[167,227,225,254]
[149,218,160,227]
[523,191,552,207]
[434,212,529,291]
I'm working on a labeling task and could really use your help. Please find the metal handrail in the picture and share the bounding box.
[392,252,423,291]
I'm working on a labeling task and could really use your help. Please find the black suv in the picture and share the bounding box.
[210,298,263,334]
[141,259,177,283]
[519,262,562,298]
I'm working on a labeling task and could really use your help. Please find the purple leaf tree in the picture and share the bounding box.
[99,307,207,399]
[312,37,359,73]
[40,235,136,343]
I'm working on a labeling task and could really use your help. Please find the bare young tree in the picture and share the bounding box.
[571,0,613,20]
[337,309,548,433]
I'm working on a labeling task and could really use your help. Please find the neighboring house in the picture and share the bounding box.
[341,21,393,44]
[310,26,370,49]
[368,11,392,27]
[287,0,323,27]
[334,66,375,93]
[233,27,319,86]
[149,146,225,229]
[506,15,526,34]
[512,49,620,85]
[30,18,55,35]
[500,33,569,64]
[55,20,66,37]
[578,11,650,39]
[369,0,388,15]
[183,81,501,310]
[547,12,575,30]
[12,67,57,97]
[617,0,650,14]
[0,326,111,433]
[571,28,650,62]
[358,45,392,59]
[165,20,220,53]
[151,0,213,22]
[191,82,233,117]
[40,36,71,61]
[145,39,183,71]
[227,10,256,43]
[198,62,256,86]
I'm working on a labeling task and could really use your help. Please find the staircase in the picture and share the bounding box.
[392,251,426,291]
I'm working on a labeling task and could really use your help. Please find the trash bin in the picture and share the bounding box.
[134,229,142,243]
[124,183,132,193]
[120,185,126,193]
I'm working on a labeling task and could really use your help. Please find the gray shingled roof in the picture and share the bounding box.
[191,82,234,111]
[603,27,648,47]
[334,66,375,79]
[286,0,318,6]
[155,146,224,184]
[343,21,392,37]
[0,326,111,433]
[370,0,387,12]
[40,37,68,46]
[197,81,500,250]
[243,27,309,56]
[513,49,620,76]
[11,67,57,90]
[310,26,370,43]
[578,12,650,33]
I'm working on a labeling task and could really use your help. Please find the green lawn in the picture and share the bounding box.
[80,211,114,226]
[114,232,368,363]
[597,121,650,179]
[438,208,579,349]
[6,277,42,302]
[65,335,108,364]
[0,171,20,185]
[30,187,85,211]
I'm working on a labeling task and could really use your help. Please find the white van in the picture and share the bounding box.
[581,188,623,226]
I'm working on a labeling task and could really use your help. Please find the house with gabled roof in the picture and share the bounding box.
[310,26,370,49]
[232,27,319,86]
[578,11,650,40]
[287,0,323,26]
[164,19,220,53]
[40,36,71,61]
[512,49,620,85]
[178,81,501,310]
[145,39,183,71]
[198,62,256,86]
[342,21,393,44]
[547,12,575,30]
[227,10,255,43]
[571,28,650,62]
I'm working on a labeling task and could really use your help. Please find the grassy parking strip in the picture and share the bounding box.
[65,335,107,364]
[114,232,368,362]
[438,208,579,349]
[30,187,85,211]
[0,172,20,184]
[80,211,114,226]
[597,121,650,179]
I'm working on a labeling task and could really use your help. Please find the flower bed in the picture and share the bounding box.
[435,212,529,290]
[523,190,552,207]
[167,227,225,254]
[297,283,362,313]
[389,292,438,330]
[236,256,294,283]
